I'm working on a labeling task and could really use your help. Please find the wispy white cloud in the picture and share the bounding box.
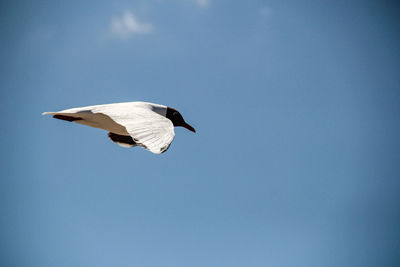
[110,10,153,39]
[195,0,209,8]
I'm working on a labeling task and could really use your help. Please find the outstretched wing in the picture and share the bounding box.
[90,103,175,154]
[123,116,175,154]
[43,102,175,154]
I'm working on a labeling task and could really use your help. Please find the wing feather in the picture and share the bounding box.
[89,103,175,154]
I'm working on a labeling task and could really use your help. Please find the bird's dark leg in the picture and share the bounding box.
[108,132,137,146]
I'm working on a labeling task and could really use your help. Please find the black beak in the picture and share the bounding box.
[182,122,196,133]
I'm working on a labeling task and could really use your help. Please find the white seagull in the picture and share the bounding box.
[42,101,196,154]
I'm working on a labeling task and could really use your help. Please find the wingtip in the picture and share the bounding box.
[42,112,53,115]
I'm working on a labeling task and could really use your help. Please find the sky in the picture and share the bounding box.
[1,0,400,266]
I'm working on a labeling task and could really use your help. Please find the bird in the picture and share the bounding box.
[42,101,196,154]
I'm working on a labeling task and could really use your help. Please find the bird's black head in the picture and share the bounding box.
[166,107,196,133]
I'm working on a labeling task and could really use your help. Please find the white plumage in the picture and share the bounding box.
[43,102,179,154]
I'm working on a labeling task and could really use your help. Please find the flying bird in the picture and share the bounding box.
[42,101,196,154]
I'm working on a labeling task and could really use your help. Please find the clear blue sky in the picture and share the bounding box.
[1,1,400,266]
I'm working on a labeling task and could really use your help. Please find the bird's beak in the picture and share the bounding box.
[183,122,196,133]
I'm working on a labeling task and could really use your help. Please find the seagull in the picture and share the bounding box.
[42,101,196,154]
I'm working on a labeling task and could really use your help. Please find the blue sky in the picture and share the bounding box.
[1,1,400,266]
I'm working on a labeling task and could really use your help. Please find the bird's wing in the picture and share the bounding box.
[93,104,175,154]
[124,116,175,154]
[43,102,175,154]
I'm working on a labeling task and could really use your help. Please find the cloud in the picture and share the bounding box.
[111,10,153,39]
[195,0,209,8]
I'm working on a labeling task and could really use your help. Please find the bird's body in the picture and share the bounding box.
[43,101,195,154]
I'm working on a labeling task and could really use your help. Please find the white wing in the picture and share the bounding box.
[43,102,175,154]
[123,116,175,154]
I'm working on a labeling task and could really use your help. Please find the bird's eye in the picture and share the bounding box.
[173,111,179,117]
